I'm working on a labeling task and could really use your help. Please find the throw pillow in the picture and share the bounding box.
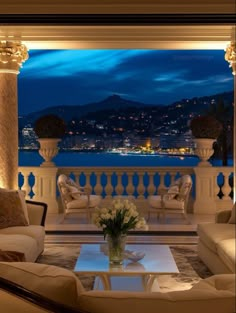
[0,188,29,223]
[176,182,191,201]
[228,203,236,224]
[0,188,29,229]
[18,190,30,224]
[68,185,82,200]
[166,185,179,200]
[60,184,73,203]
[0,262,84,309]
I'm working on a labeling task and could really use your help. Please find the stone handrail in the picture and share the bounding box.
[18,166,233,213]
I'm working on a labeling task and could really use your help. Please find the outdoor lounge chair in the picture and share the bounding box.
[148,174,192,223]
[57,174,102,222]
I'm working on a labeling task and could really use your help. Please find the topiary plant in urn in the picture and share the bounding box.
[190,115,222,166]
[34,114,66,167]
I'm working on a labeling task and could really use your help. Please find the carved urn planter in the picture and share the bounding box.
[190,115,222,167]
[37,138,61,167]
[194,138,215,167]
[34,114,66,167]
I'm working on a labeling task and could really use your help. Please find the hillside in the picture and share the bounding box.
[21,90,234,128]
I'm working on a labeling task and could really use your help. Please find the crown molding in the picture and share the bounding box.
[0,24,232,50]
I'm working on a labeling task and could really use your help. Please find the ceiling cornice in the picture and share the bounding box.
[0,25,232,50]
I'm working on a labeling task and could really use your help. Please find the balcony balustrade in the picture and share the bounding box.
[18,166,234,214]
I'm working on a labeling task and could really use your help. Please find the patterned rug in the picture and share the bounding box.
[37,244,212,292]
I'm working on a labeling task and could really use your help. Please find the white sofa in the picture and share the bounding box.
[0,200,47,262]
[197,208,235,274]
[0,262,235,313]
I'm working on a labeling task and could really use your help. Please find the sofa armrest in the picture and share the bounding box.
[192,274,235,293]
[26,200,47,226]
[0,276,85,313]
[215,210,232,223]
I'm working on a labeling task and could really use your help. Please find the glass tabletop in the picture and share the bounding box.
[74,244,179,275]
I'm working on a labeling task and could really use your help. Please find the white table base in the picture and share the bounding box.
[94,275,160,292]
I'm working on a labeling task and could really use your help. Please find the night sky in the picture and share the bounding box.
[18,49,234,115]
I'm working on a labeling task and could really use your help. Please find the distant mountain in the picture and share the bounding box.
[21,91,234,126]
[23,94,157,124]
[169,91,234,114]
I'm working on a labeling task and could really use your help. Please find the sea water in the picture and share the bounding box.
[19,150,223,167]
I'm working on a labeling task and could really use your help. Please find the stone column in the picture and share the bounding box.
[225,31,236,202]
[193,167,217,214]
[0,41,28,189]
[32,167,59,213]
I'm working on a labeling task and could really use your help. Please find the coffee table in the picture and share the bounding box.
[74,244,179,291]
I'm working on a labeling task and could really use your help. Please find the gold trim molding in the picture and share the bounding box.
[225,42,236,76]
[0,41,28,74]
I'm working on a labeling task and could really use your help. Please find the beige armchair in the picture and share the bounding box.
[148,174,192,223]
[57,174,102,222]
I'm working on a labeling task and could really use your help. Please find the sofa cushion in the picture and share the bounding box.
[191,274,235,293]
[0,189,29,229]
[0,234,38,262]
[79,274,236,313]
[228,203,236,224]
[0,225,45,253]
[217,239,236,273]
[197,223,235,253]
[0,262,84,309]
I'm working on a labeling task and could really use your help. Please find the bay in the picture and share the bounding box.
[18,150,230,167]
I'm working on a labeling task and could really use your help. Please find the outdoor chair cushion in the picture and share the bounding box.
[148,195,184,209]
[67,195,101,210]
[148,195,162,208]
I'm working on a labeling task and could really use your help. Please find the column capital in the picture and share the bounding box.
[0,41,28,74]
[225,42,236,75]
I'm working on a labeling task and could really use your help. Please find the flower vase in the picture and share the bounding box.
[107,234,127,265]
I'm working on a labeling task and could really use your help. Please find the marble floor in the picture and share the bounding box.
[45,212,215,245]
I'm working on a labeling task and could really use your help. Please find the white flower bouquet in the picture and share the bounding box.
[93,199,148,239]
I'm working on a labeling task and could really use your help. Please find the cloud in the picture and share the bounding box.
[21,50,148,78]
[18,49,233,114]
